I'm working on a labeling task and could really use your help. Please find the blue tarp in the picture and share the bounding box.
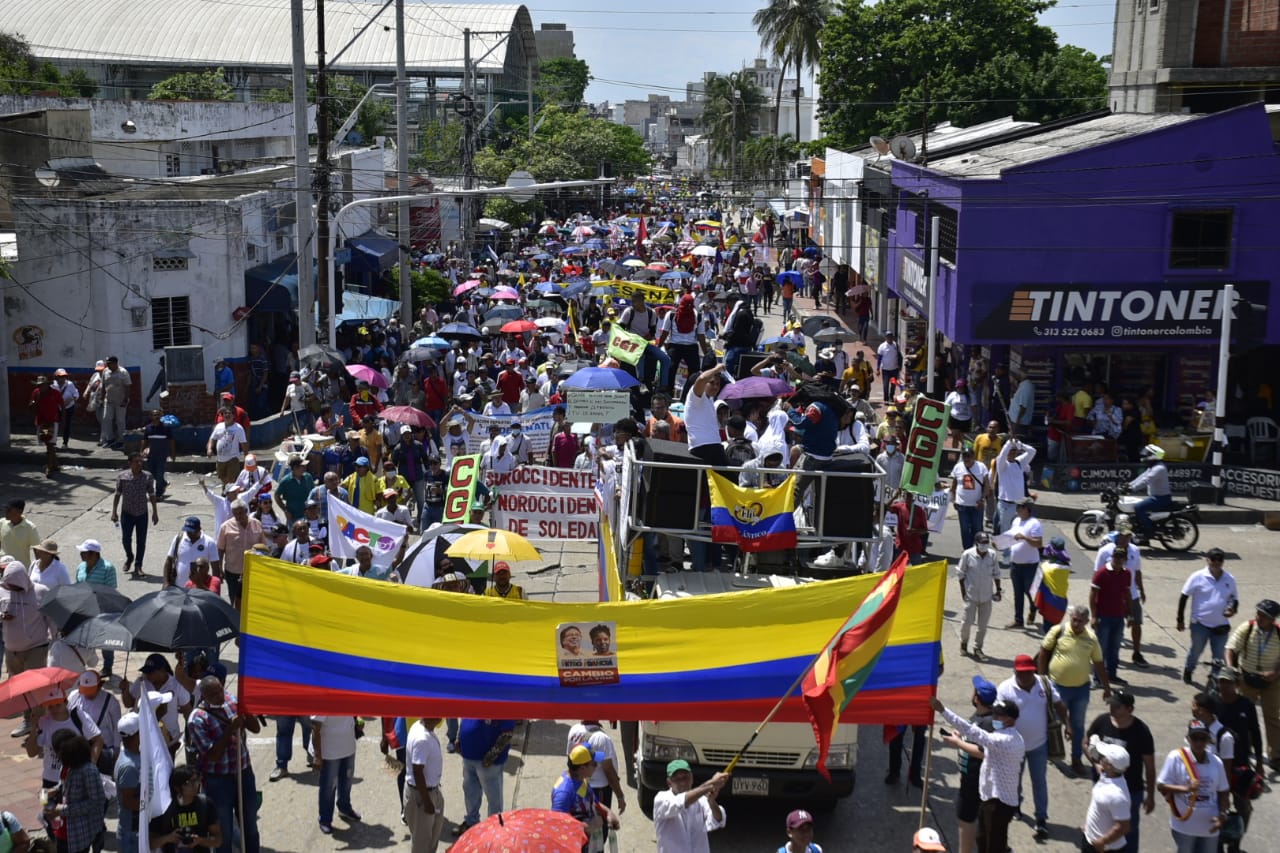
[346,232,399,274]
[244,254,304,312]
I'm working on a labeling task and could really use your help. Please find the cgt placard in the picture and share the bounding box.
[442,454,481,523]
[489,467,599,540]
[900,396,949,497]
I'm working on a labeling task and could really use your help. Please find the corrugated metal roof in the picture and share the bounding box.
[925,112,1194,178]
[1,0,530,74]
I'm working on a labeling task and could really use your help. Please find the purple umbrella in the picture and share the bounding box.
[718,376,794,401]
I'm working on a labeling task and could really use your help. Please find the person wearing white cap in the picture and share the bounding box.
[114,711,142,853]
[75,540,119,678]
[1083,737,1132,851]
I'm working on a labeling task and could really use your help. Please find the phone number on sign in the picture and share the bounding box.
[1031,327,1106,337]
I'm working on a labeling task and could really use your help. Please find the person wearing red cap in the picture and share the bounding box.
[483,562,524,600]
[911,826,946,853]
[781,809,823,852]
[997,654,1070,840]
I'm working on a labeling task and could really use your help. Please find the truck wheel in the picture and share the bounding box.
[638,781,656,818]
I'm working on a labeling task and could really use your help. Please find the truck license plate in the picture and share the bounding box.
[731,775,769,796]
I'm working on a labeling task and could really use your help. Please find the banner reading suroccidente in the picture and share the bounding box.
[488,466,598,540]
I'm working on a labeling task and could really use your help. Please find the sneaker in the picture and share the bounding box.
[452,822,473,836]
[812,549,842,568]
[338,809,362,822]
[1034,822,1049,841]
[1005,621,1024,629]
[1133,653,1150,668]
[318,823,332,835]
[972,648,988,662]
[1110,674,1127,685]
[1183,669,1194,685]
[269,766,288,782]
[10,721,30,738]
[959,644,969,657]
[446,740,457,754]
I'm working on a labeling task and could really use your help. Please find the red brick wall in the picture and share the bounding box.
[1196,0,1280,66]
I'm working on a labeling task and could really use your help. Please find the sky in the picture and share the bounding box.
[517,0,1118,107]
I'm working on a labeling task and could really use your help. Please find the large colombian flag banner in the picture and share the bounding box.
[238,553,946,723]
[707,471,797,553]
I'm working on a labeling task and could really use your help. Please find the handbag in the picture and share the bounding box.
[1040,675,1066,759]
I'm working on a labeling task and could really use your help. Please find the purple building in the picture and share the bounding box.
[879,104,1280,437]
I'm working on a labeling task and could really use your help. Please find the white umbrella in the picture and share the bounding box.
[691,245,717,257]
[478,217,510,231]
[535,317,566,330]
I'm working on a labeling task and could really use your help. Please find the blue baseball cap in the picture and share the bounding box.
[972,675,998,706]
[355,456,370,467]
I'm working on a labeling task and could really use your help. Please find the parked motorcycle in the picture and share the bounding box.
[1073,487,1200,552]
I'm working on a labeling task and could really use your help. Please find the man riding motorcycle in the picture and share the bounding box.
[1128,444,1172,541]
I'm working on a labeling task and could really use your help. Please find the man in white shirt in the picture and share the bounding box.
[994,438,1035,535]
[957,532,1002,661]
[1083,740,1132,851]
[206,406,247,486]
[1005,498,1043,629]
[652,759,728,853]
[875,332,902,402]
[1177,547,1239,685]
[404,717,445,853]
[997,654,1070,841]
[950,447,989,550]
[934,696,1026,853]
[505,422,533,465]
[1157,720,1231,847]
[162,516,222,589]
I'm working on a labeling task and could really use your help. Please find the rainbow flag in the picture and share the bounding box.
[1032,561,1070,626]
[802,553,910,779]
[237,554,945,722]
[706,471,797,553]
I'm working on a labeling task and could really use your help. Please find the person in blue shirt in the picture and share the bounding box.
[551,745,620,847]
[454,719,516,835]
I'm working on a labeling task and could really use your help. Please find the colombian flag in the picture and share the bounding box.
[707,471,797,553]
[238,555,944,723]
[1032,561,1070,626]
[802,553,909,779]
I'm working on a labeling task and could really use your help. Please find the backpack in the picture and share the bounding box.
[724,305,758,347]
[674,298,696,334]
[791,381,852,421]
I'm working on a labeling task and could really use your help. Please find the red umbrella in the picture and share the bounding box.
[0,666,80,717]
[500,320,538,334]
[380,405,436,430]
[346,364,389,389]
[454,809,587,852]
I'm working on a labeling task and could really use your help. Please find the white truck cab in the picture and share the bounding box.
[636,570,858,816]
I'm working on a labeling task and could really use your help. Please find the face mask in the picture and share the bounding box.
[976,546,989,556]
[992,720,1006,730]
[886,446,897,455]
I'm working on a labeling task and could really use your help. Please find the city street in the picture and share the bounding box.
[1,444,1278,851]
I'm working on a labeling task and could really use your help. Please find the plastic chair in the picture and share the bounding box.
[1246,417,1279,464]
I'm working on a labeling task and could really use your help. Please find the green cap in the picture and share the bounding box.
[666,759,692,776]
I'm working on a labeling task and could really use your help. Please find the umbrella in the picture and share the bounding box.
[39,583,132,633]
[533,281,563,294]
[481,317,508,334]
[631,268,659,282]
[381,405,436,430]
[454,279,482,297]
[421,253,444,262]
[659,270,693,282]
[446,528,542,563]
[718,376,794,401]
[61,613,170,653]
[620,257,645,268]
[645,262,670,271]
[118,588,240,650]
[538,224,557,236]
[570,225,595,239]
[534,317,566,330]
[298,343,345,369]
[801,316,836,339]
[560,366,640,391]
[560,246,585,256]
[762,336,789,348]
[401,347,439,363]
[454,809,587,852]
[776,270,803,286]
[691,245,716,257]
[524,298,560,313]
[583,238,607,251]
[478,217,510,231]
[531,252,553,261]
[591,285,617,297]
[438,323,484,340]
[657,220,676,227]
[475,287,497,298]
[0,666,81,717]
[501,319,538,334]
[411,336,451,350]
[484,305,524,321]
[694,219,722,228]
[346,364,389,389]
[811,327,860,344]
[491,287,521,301]
[401,524,492,586]
[562,280,591,297]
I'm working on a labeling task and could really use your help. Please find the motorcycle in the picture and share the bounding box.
[1073,487,1200,552]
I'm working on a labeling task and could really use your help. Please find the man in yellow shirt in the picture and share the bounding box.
[0,499,40,565]
[482,561,525,600]
[1072,383,1093,430]
[971,421,1005,531]
[341,456,379,514]
[1039,604,1111,774]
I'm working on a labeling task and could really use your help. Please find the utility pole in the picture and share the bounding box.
[527,57,534,145]
[315,0,333,342]
[395,0,411,326]
[291,0,315,347]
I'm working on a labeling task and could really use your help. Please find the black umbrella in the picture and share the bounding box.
[811,326,860,344]
[298,343,345,369]
[437,322,484,340]
[118,588,240,650]
[801,316,835,338]
[39,583,132,633]
[61,613,169,653]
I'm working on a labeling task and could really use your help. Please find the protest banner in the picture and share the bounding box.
[606,324,648,365]
[488,466,599,540]
[457,406,557,455]
[442,454,481,523]
[610,280,676,304]
[326,492,409,567]
[567,389,632,423]
[900,396,949,497]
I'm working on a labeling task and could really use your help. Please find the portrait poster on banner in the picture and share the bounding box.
[556,621,619,687]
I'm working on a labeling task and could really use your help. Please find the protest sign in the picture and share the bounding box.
[326,492,409,567]
[900,396,949,497]
[611,280,675,304]
[556,621,619,687]
[442,454,481,523]
[606,324,648,365]
[457,406,557,455]
[488,466,599,540]
[567,390,632,423]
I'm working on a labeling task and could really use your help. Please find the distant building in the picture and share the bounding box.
[535,23,576,61]
[1110,0,1280,113]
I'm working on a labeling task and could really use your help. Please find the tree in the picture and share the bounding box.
[753,0,833,141]
[395,263,449,309]
[741,133,800,184]
[149,68,235,101]
[473,105,648,184]
[818,0,1107,148]
[537,57,590,108]
[413,119,465,178]
[259,75,392,142]
[0,33,99,96]
[700,72,766,173]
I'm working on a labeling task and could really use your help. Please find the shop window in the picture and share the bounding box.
[1169,209,1233,269]
[152,296,192,349]
[937,205,958,264]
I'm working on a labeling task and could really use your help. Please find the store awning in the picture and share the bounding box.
[244,254,307,312]
[345,232,399,275]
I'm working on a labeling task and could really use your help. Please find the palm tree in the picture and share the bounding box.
[700,71,765,178]
[753,0,833,142]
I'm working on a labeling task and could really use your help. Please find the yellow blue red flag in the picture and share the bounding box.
[706,471,797,552]
[1032,561,1070,626]
[803,552,910,779]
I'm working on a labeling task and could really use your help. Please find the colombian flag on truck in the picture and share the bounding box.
[706,471,797,553]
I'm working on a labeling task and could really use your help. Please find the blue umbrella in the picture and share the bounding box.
[660,270,693,281]
[561,367,640,391]
[618,227,635,236]
[421,253,443,262]
[534,281,563,294]
[484,305,524,321]
[560,246,585,256]
[411,336,451,350]
[532,253,552,261]
[593,224,610,234]
[562,279,591,297]
[777,270,803,286]
[657,220,676,227]
[438,323,484,339]
[762,335,788,347]
[584,238,607,250]
[543,240,563,250]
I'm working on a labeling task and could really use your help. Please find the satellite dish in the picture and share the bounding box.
[890,136,917,161]
[869,136,890,157]
[34,167,59,188]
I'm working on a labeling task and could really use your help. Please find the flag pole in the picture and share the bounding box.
[918,724,936,828]
[722,656,824,774]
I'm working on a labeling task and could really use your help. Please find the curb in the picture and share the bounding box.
[1031,501,1263,526]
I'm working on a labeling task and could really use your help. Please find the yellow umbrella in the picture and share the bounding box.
[445,528,543,563]
[694,219,722,228]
